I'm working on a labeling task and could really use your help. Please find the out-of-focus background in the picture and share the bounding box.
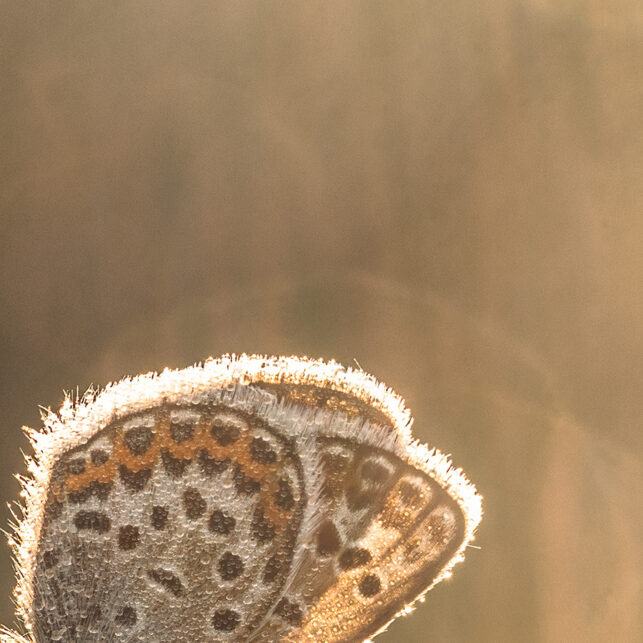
[1,2,642,642]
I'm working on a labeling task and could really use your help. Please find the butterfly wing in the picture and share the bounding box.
[27,405,307,642]
[246,378,479,642]
[248,429,470,642]
[9,356,481,643]
[281,440,466,642]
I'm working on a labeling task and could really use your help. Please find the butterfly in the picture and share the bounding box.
[3,355,482,642]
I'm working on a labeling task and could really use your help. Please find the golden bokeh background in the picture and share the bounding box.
[1,2,641,641]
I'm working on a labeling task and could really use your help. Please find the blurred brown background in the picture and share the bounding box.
[1,2,642,641]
